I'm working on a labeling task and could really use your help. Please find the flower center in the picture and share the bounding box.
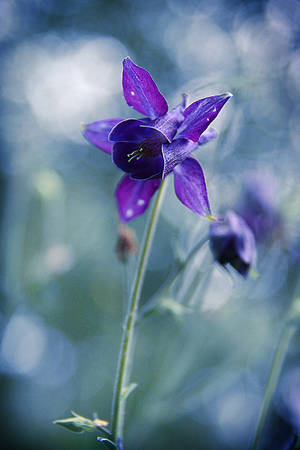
[127,139,161,163]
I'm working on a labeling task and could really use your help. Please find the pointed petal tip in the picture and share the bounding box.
[123,56,132,65]
[178,93,233,142]
[250,267,260,279]
[81,119,124,154]
[173,157,211,217]
[122,57,168,119]
[182,93,189,108]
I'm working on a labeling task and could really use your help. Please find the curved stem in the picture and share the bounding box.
[111,179,167,446]
[168,235,209,292]
[250,321,297,450]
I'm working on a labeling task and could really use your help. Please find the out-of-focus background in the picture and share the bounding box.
[1,0,300,449]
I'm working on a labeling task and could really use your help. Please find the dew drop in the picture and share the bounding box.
[126,208,133,218]
[213,107,217,112]
[206,117,210,122]
[130,90,135,96]
[137,199,145,206]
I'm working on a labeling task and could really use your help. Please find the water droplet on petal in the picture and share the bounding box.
[137,199,145,206]
[126,208,133,218]
[206,117,210,122]
[130,90,135,96]
[213,107,217,112]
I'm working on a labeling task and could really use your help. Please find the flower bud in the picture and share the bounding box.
[209,210,256,277]
[116,224,138,263]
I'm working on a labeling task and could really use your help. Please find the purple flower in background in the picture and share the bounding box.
[236,173,283,243]
[82,58,231,222]
[209,210,256,277]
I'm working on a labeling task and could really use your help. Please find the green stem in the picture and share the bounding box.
[250,321,297,450]
[172,235,209,288]
[111,179,167,446]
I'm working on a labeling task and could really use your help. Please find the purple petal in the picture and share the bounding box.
[149,101,186,142]
[115,175,161,222]
[209,210,256,276]
[226,211,256,265]
[112,142,163,179]
[162,138,198,178]
[173,157,211,217]
[198,128,217,145]
[177,93,232,142]
[82,119,124,154]
[122,57,168,120]
[109,119,168,144]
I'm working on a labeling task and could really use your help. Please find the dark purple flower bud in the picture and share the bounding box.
[260,409,298,450]
[209,210,256,277]
[82,58,231,221]
[237,173,283,243]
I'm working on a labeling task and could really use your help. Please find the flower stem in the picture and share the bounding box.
[111,179,167,446]
[167,235,209,292]
[250,321,297,450]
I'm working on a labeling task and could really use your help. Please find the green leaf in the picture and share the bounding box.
[53,410,109,434]
[289,297,300,322]
[121,382,138,401]
[53,417,85,433]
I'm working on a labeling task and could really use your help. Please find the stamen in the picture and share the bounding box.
[126,139,161,163]
[127,147,144,163]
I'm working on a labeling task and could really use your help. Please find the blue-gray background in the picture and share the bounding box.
[0,0,300,449]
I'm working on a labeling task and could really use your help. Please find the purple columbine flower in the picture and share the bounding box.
[209,210,256,277]
[82,58,232,222]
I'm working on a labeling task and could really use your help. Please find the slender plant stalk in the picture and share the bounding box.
[168,235,208,292]
[250,321,297,450]
[111,179,167,446]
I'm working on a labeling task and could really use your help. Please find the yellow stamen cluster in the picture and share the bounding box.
[127,147,145,162]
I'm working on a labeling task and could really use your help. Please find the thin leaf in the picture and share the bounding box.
[121,382,138,401]
[53,410,109,434]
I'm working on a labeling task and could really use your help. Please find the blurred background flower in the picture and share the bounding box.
[209,210,256,277]
[0,0,299,449]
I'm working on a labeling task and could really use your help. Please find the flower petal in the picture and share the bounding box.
[173,157,211,217]
[198,127,217,145]
[109,119,167,144]
[209,210,256,276]
[226,211,256,266]
[149,101,185,142]
[162,139,198,178]
[112,142,163,179]
[115,175,161,222]
[82,119,124,154]
[122,57,168,120]
[177,93,232,142]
